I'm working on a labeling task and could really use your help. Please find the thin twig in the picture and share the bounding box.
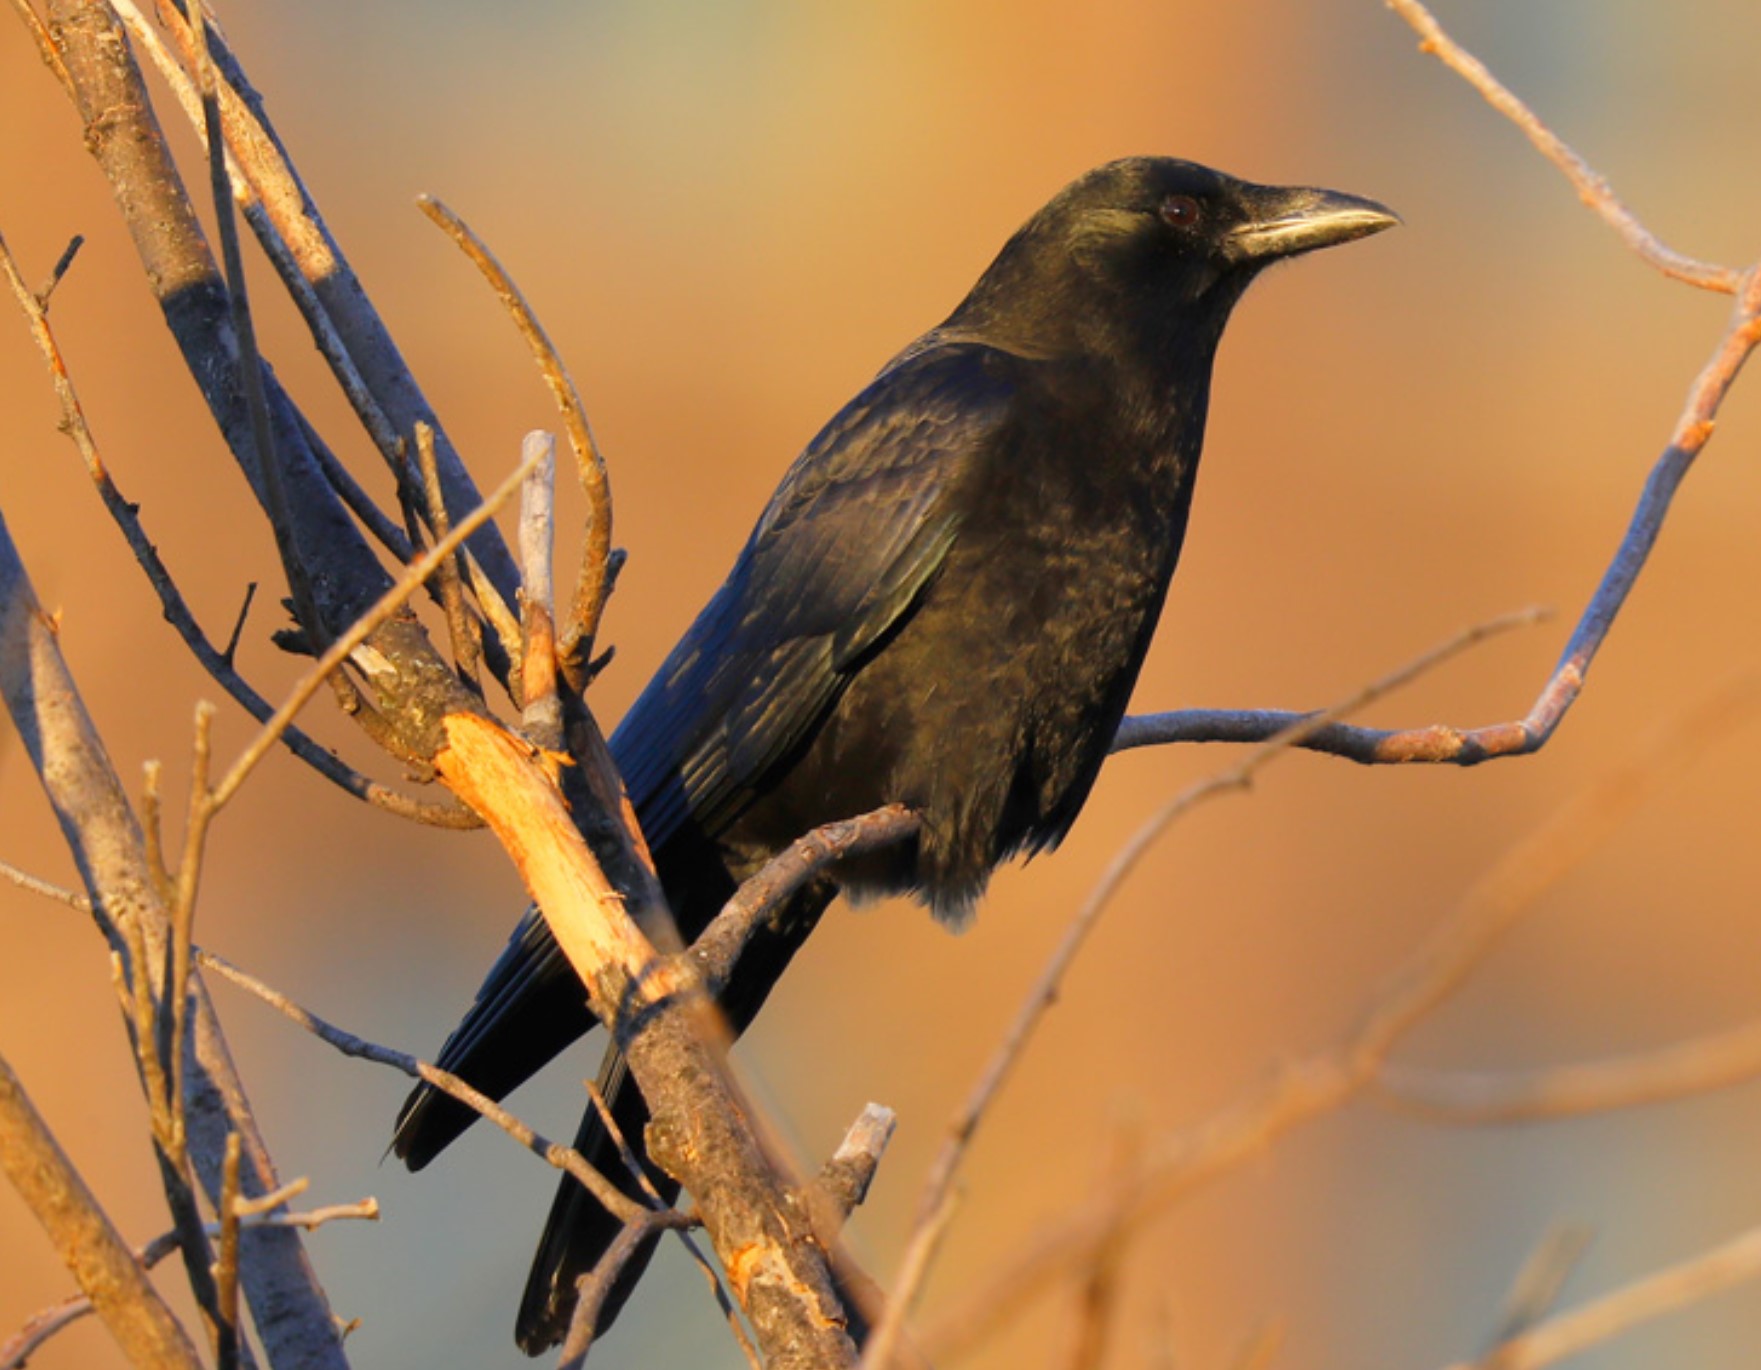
[141,759,172,902]
[165,703,217,1166]
[36,233,83,304]
[209,444,543,812]
[1383,0,1740,293]
[519,430,564,745]
[859,1186,959,1370]
[8,0,69,93]
[924,681,1759,1362]
[0,859,89,911]
[1119,241,1761,768]
[584,1078,662,1200]
[194,947,659,1225]
[220,582,257,665]
[1228,1318,1287,1370]
[692,805,922,996]
[678,1230,764,1370]
[556,1216,668,1370]
[231,1175,309,1219]
[1481,1225,1595,1359]
[415,421,483,693]
[1447,1222,1761,1370]
[416,196,615,682]
[189,2,311,636]
[1063,1117,1141,1370]
[1380,1012,1761,1124]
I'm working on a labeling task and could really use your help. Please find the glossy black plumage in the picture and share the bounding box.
[391,157,1396,1352]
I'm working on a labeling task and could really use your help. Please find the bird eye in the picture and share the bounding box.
[1159,194,1202,228]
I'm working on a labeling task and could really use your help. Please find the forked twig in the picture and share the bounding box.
[1120,0,1761,768]
[208,444,542,812]
[1451,1221,1761,1370]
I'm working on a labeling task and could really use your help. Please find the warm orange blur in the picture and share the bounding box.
[4,4,1761,1368]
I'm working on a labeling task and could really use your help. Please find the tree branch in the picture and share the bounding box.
[0,1050,203,1370]
[1118,265,1761,764]
[0,507,349,1369]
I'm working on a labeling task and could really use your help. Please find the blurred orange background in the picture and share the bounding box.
[4,3,1761,1368]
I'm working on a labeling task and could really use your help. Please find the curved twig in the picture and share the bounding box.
[1384,0,1741,294]
[416,196,615,683]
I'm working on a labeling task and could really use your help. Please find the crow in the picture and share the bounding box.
[392,156,1397,1352]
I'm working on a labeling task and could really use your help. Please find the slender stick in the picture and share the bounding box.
[416,196,615,680]
[1383,0,1740,293]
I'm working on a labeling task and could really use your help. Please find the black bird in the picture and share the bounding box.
[393,156,1396,1352]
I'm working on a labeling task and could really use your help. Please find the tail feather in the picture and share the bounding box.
[392,905,593,1170]
[515,1046,677,1354]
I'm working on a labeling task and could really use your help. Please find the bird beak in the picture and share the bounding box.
[1225,185,1401,263]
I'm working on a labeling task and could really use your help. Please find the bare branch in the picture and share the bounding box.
[2,1197,378,1370]
[692,805,922,997]
[433,712,856,1369]
[0,1050,203,1370]
[1122,264,1761,765]
[127,0,525,604]
[1383,0,1741,293]
[193,946,658,1226]
[804,1103,898,1246]
[0,496,346,1365]
[0,225,475,828]
[556,1214,675,1370]
[1380,1013,1761,1125]
[1449,1223,1761,1370]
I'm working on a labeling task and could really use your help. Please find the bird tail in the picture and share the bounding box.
[515,1044,677,1354]
[391,904,592,1170]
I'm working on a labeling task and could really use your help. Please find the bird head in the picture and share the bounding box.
[946,157,1398,370]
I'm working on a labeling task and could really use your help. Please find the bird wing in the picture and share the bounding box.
[392,341,1020,1167]
[612,340,1019,852]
